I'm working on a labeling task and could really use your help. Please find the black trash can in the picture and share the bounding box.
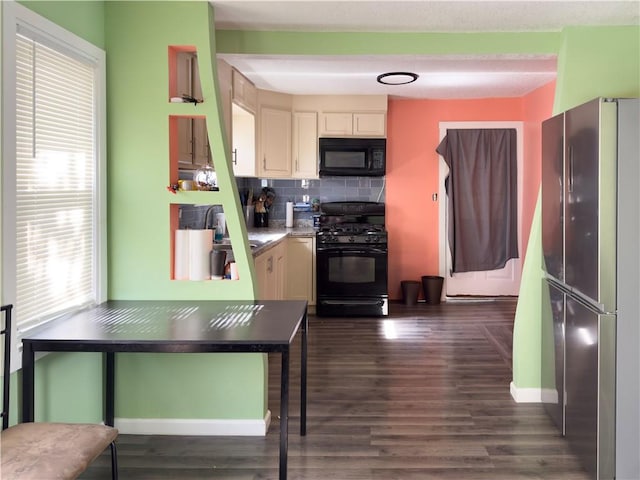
[421,276,444,305]
[400,281,421,305]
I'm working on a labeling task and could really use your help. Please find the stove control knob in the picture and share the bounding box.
[348,236,355,243]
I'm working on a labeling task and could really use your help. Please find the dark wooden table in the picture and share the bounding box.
[21,300,308,480]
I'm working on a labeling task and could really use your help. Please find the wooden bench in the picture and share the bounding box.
[1,304,119,479]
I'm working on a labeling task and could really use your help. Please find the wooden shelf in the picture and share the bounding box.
[167,190,222,203]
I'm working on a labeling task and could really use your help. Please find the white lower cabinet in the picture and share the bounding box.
[255,236,315,304]
[285,237,315,306]
[254,241,286,300]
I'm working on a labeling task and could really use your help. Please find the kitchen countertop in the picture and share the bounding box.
[216,226,316,259]
[248,226,316,256]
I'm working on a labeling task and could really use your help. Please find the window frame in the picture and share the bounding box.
[1,1,107,372]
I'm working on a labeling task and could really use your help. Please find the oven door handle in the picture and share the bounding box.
[321,299,386,306]
[317,247,387,255]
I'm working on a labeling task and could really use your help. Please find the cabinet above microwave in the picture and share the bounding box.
[319,112,386,137]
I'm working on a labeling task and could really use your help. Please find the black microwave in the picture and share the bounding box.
[319,137,386,177]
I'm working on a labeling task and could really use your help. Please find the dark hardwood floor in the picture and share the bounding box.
[82,299,590,479]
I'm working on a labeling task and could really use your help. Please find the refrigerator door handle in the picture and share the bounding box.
[568,144,574,193]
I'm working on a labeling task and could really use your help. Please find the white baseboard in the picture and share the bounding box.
[510,381,544,403]
[540,388,559,404]
[114,410,271,436]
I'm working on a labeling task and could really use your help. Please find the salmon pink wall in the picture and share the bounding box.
[521,81,556,255]
[386,96,554,301]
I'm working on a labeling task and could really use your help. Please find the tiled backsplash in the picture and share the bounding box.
[237,177,385,223]
[179,204,224,230]
[179,176,385,229]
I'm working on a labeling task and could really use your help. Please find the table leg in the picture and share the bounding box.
[21,342,35,423]
[280,348,289,480]
[300,310,307,436]
[105,352,115,427]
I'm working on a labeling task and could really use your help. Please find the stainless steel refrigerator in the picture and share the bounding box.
[541,97,640,480]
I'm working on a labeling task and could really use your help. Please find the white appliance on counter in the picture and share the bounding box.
[541,97,639,480]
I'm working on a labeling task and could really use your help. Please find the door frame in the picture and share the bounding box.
[437,121,524,297]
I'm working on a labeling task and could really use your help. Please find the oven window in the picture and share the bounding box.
[328,256,375,283]
[324,151,366,169]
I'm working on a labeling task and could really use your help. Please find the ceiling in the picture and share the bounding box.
[213,1,640,99]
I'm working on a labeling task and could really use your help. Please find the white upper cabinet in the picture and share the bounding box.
[259,106,292,178]
[217,58,233,157]
[292,111,318,178]
[192,117,211,166]
[319,112,353,136]
[217,78,388,178]
[218,59,258,177]
[319,112,386,137]
[176,51,202,100]
[232,68,257,114]
[353,112,386,136]
[176,52,209,169]
[232,103,257,177]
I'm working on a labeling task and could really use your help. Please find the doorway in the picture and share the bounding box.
[438,121,524,297]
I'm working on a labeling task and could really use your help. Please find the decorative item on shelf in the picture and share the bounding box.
[166,183,178,194]
[179,179,197,191]
[170,94,203,104]
[193,162,218,191]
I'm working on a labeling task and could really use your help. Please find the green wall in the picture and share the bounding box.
[216,30,560,55]
[104,1,265,421]
[17,0,105,48]
[512,25,640,390]
[555,26,640,113]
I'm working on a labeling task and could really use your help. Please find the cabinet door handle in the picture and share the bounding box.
[267,256,273,273]
[232,149,238,165]
[189,119,195,159]
[263,156,266,170]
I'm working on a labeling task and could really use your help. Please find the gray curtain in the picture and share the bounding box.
[436,128,518,274]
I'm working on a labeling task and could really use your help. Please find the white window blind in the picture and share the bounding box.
[15,32,98,330]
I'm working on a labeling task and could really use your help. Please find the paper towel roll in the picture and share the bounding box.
[174,230,191,280]
[229,262,239,280]
[188,229,213,281]
[286,201,294,228]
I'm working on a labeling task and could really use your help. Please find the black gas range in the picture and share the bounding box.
[315,202,388,317]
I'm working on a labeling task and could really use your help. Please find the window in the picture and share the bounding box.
[2,2,106,368]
